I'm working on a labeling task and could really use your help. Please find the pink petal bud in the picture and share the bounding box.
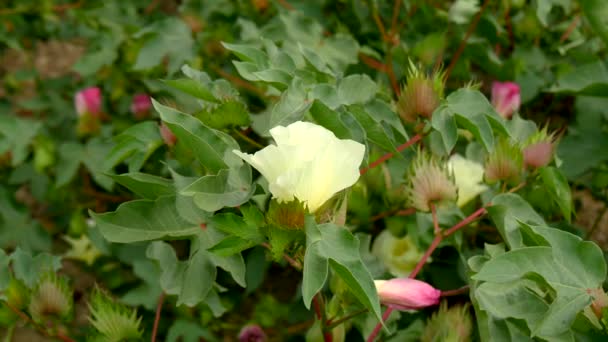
[131,93,152,119]
[523,141,553,169]
[238,324,267,342]
[374,278,441,311]
[159,123,177,146]
[74,87,102,117]
[491,81,520,119]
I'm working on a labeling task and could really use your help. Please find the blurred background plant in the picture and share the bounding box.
[1,0,607,341]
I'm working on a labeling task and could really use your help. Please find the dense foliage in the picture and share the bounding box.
[1,0,608,341]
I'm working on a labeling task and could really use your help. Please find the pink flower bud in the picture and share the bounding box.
[523,141,553,169]
[74,87,102,117]
[374,278,441,311]
[159,123,177,146]
[238,324,267,342]
[491,81,520,119]
[131,93,152,119]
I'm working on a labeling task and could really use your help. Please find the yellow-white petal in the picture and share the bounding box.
[448,154,487,207]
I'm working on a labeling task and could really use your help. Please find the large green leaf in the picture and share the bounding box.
[154,100,241,173]
[10,248,62,288]
[486,193,545,249]
[539,167,572,222]
[549,61,608,96]
[581,0,608,47]
[0,115,42,166]
[91,196,201,243]
[0,187,51,252]
[180,168,253,212]
[104,122,162,173]
[111,173,174,200]
[302,217,382,322]
[444,89,510,151]
[133,17,194,74]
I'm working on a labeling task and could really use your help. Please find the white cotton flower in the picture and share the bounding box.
[233,121,365,212]
[448,154,487,207]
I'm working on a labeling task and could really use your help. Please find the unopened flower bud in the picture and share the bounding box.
[28,273,73,322]
[131,93,152,119]
[484,139,523,184]
[398,63,444,123]
[405,152,457,212]
[522,128,555,169]
[74,87,102,117]
[266,199,306,230]
[491,81,520,119]
[89,287,142,341]
[374,278,441,311]
[238,324,267,342]
[160,123,177,146]
[422,301,472,342]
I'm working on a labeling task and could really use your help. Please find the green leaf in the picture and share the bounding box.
[0,115,42,166]
[309,101,363,141]
[549,61,608,96]
[146,240,216,307]
[154,100,240,173]
[0,187,51,252]
[431,105,458,153]
[103,122,163,173]
[208,236,256,256]
[337,74,377,105]
[268,78,311,129]
[302,217,382,322]
[55,142,84,187]
[208,212,264,241]
[163,78,219,103]
[445,89,510,151]
[91,196,201,243]
[180,168,253,212]
[348,105,398,154]
[166,320,216,342]
[0,249,10,291]
[81,137,115,191]
[121,259,163,311]
[581,0,608,47]
[487,193,545,249]
[557,99,608,179]
[10,248,61,288]
[539,167,572,222]
[133,17,194,74]
[110,173,174,200]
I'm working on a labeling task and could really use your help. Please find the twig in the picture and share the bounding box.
[358,53,388,72]
[144,0,160,14]
[444,0,491,80]
[408,233,443,280]
[559,15,580,43]
[326,308,369,329]
[586,205,608,240]
[277,0,294,11]
[366,307,394,342]
[4,302,75,342]
[233,129,265,149]
[151,292,166,342]
[261,242,303,270]
[441,285,470,297]
[360,134,422,175]
[443,206,487,236]
[431,203,440,235]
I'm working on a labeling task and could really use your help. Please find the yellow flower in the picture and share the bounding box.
[372,230,424,277]
[234,121,365,212]
[448,154,487,207]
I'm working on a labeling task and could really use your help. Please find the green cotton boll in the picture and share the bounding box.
[372,230,425,278]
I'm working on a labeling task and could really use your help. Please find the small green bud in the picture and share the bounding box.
[88,287,143,341]
[484,138,523,184]
[422,301,472,342]
[397,61,445,124]
[405,151,457,212]
[28,273,73,323]
[266,199,307,230]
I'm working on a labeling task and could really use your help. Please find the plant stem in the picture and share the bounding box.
[431,203,440,235]
[441,285,470,297]
[444,0,491,80]
[360,134,422,175]
[4,302,75,342]
[151,292,166,342]
[408,233,443,279]
[312,294,332,342]
[366,307,394,342]
[325,308,369,329]
[443,206,487,236]
[233,128,264,149]
[261,242,303,270]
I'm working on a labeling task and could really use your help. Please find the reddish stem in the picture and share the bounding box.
[441,285,470,297]
[360,134,422,175]
[444,0,491,80]
[366,307,394,342]
[443,207,487,236]
[431,203,440,235]
[359,53,388,72]
[408,233,443,279]
[261,242,303,270]
[151,292,166,342]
